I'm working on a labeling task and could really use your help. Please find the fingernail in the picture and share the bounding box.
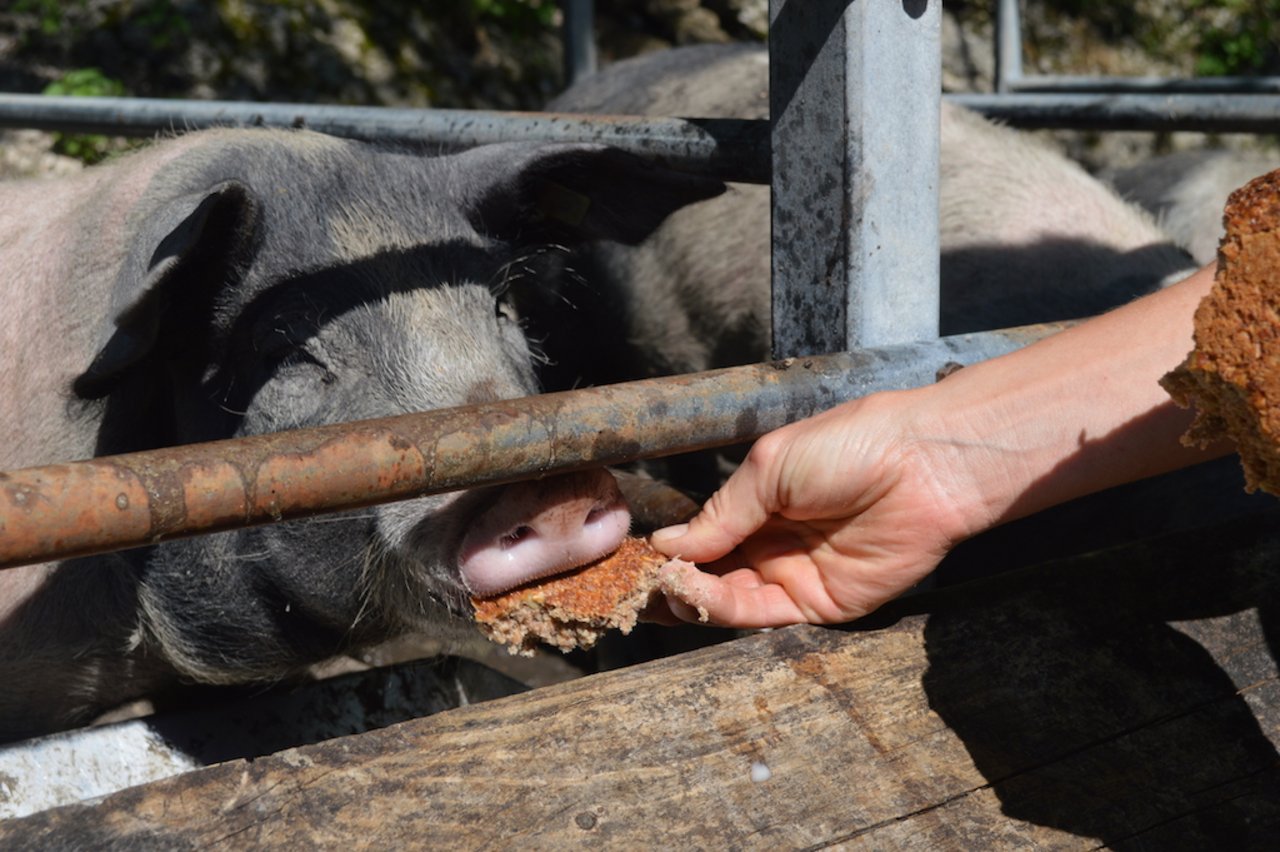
[650,523,689,544]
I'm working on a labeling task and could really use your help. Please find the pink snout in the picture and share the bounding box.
[459,469,631,598]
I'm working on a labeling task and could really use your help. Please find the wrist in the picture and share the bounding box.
[892,377,1032,546]
[900,263,1227,541]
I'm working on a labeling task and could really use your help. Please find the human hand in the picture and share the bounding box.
[650,388,984,628]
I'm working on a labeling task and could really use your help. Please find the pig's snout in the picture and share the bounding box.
[459,469,631,597]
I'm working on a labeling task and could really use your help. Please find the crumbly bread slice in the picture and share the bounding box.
[472,536,689,656]
[1161,167,1280,494]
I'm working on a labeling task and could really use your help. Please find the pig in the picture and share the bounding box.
[1105,149,1280,265]
[0,127,723,740]
[534,43,1200,395]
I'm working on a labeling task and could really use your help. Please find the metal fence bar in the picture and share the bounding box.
[951,92,1280,132]
[995,0,1022,93]
[561,0,597,86]
[8,91,1279,186]
[1004,75,1280,94]
[0,323,1064,570]
[0,94,769,183]
[768,0,941,358]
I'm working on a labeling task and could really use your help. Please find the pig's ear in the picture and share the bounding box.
[73,181,259,399]
[459,143,726,246]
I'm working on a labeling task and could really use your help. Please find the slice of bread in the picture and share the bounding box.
[1162,168,1280,494]
[472,536,690,656]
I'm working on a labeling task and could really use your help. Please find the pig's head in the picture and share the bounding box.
[69,129,723,682]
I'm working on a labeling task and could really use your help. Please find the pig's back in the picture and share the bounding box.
[549,42,768,119]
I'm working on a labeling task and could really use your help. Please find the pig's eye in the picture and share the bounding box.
[495,299,519,324]
[257,326,332,380]
[272,346,326,373]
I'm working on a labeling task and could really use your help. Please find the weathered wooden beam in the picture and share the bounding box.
[4,512,1280,847]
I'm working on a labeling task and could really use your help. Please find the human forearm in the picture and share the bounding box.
[908,261,1230,539]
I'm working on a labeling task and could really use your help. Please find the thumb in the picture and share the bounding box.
[650,463,774,563]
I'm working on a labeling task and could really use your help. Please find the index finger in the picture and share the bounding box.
[651,453,779,564]
[659,561,810,628]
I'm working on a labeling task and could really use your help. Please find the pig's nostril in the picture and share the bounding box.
[501,525,535,548]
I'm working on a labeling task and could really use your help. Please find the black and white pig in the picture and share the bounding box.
[535,43,1200,392]
[0,128,723,740]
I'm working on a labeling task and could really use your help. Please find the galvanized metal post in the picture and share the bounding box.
[995,0,1024,93]
[561,0,597,87]
[769,0,941,358]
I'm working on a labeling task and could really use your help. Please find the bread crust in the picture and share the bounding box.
[1162,167,1280,493]
[472,536,683,656]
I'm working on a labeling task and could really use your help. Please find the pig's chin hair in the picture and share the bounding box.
[359,520,474,633]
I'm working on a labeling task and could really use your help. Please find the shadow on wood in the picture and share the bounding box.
[904,507,1280,846]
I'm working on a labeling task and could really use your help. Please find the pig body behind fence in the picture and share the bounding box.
[538,43,1198,392]
[1105,149,1280,266]
[0,128,722,740]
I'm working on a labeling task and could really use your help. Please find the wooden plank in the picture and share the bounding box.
[3,512,1280,848]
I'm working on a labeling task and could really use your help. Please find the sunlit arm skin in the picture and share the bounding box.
[651,262,1232,628]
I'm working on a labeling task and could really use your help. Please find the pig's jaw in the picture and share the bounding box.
[458,499,631,598]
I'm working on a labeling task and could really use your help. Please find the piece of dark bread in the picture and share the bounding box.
[1162,167,1280,494]
[472,536,692,656]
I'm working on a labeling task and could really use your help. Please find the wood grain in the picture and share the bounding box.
[4,512,1280,848]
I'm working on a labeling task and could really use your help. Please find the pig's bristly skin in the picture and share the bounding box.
[1105,148,1280,267]
[0,128,724,740]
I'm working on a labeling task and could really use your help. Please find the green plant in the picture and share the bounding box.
[42,69,130,165]
[468,0,559,31]
[1189,0,1280,75]
[135,0,193,50]
[42,67,126,99]
[14,0,84,37]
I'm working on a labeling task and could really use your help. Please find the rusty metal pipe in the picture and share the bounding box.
[0,324,1064,569]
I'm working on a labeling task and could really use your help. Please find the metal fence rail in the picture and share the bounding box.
[952,92,1280,133]
[0,324,1063,570]
[5,92,1279,190]
[0,93,770,183]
